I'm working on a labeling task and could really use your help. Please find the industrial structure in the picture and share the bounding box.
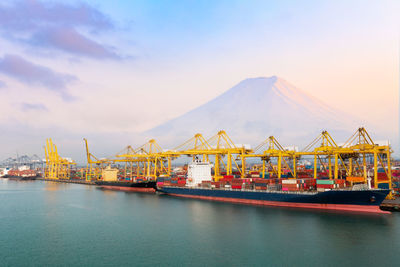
[0,154,44,169]
[44,139,76,180]
[44,128,393,194]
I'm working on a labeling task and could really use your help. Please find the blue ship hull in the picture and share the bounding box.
[158,186,390,213]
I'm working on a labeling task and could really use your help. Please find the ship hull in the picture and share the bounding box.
[4,175,37,180]
[158,187,390,214]
[96,181,156,193]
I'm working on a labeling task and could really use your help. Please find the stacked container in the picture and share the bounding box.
[282,178,316,191]
[231,178,243,189]
[200,180,212,188]
[177,177,186,187]
[253,178,267,190]
[250,171,260,178]
[282,179,299,191]
[316,179,335,191]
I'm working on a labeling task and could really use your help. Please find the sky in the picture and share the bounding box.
[0,0,399,162]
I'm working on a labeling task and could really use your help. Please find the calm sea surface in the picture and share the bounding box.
[0,179,399,267]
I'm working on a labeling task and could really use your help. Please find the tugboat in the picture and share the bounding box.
[95,166,156,193]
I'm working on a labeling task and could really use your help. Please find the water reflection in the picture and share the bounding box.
[43,181,62,191]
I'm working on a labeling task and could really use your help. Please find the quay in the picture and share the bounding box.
[37,178,95,185]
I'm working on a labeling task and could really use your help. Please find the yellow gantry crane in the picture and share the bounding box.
[205,130,253,180]
[83,138,110,181]
[161,133,212,175]
[165,130,253,180]
[296,130,346,179]
[113,145,144,180]
[164,133,212,162]
[44,138,76,180]
[162,133,222,178]
[134,139,170,178]
[238,128,393,192]
[242,136,297,179]
[296,128,393,189]
[84,138,156,181]
[341,127,392,190]
[82,127,392,195]
[116,139,170,179]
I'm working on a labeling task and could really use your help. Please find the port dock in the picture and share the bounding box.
[37,178,95,185]
[19,127,400,213]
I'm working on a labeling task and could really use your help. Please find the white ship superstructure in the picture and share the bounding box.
[187,157,213,187]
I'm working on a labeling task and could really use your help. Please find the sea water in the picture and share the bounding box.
[0,179,399,266]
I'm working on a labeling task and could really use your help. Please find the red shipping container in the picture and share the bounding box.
[255,186,267,190]
[288,188,299,191]
[317,184,334,189]
[377,173,388,181]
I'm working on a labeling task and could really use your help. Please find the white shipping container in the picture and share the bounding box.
[282,179,298,184]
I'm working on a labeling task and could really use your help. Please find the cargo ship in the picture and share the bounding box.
[95,180,157,192]
[95,166,156,193]
[157,159,391,214]
[2,166,38,180]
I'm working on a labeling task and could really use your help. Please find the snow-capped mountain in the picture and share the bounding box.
[146,76,359,148]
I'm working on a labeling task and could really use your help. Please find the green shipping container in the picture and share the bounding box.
[316,179,335,185]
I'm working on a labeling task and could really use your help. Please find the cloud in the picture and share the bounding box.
[0,54,77,99]
[20,102,48,112]
[0,0,119,59]
[0,80,6,88]
[31,27,119,59]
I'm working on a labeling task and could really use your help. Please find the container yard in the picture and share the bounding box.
[28,127,399,213]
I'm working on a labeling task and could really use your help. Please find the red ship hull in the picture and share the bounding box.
[168,193,389,214]
[100,185,156,193]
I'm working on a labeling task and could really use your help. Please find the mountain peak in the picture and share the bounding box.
[265,75,278,81]
[242,75,278,84]
[146,76,357,147]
